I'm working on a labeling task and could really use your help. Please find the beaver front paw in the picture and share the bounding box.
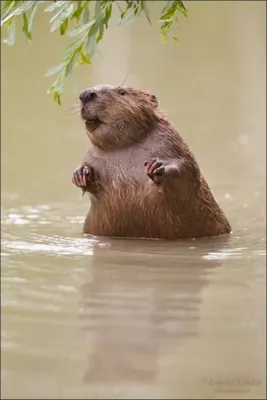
[72,164,96,189]
[144,158,166,184]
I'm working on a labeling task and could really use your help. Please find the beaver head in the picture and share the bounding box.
[79,85,160,150]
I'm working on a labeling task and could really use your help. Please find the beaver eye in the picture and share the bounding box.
[118,88,127,96]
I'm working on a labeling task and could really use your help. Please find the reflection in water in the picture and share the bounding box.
[80,237,230,386]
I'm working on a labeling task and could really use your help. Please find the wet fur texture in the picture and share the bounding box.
[75,85,231,239]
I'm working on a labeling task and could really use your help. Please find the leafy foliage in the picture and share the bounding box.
[1,0,187,105]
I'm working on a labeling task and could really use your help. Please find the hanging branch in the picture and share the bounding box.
[1,0,187,105]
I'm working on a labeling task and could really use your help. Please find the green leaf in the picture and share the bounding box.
[82,5,90,24]
[44,1,66,13]
[65,53,78,76]
[160,0,187,21]
[68,20,95,37]
[65,35,85,58]
[133,3,141,17]
[1,1,48,26]
[1,1,17,23]
[47,68,66,105]
[17,1,36,14]
[159,0,187,40]
[80,47,91,65]
[44,61,66,77]
[103,3,112,29]
[96,22,104,43]
[1,1,21,25]
[15,1,36,16]
[71,1,85,22]
[118,1,132,23]
[118,2,140,26]
[140,1,151,24]
[50,3,74,33]
[22,12,32,41]
[49,3,70,25]
[94,0,101,21]
[3,15,16,45]
[85,35,96,58]
[53,91,62,105]
[60,18,68,35]
[177,1,188,18]
[28,1,39,31]
[47,70,65,94]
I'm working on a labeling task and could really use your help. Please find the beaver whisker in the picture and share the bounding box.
[64,102,80,112]
[69,108,80,115]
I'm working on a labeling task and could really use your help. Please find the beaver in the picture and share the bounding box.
[72,84,231,239]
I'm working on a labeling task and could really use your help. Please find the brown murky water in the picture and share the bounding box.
[1,1,266,399]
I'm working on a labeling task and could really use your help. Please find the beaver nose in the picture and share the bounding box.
[79,89,97,103]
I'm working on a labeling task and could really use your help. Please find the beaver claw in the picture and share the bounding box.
[144,158,166,184]
[72,165,96,189]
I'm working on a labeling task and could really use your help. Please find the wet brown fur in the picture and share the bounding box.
[77,85,231,239]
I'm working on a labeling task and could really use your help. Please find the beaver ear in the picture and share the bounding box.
[151,94,159,107]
